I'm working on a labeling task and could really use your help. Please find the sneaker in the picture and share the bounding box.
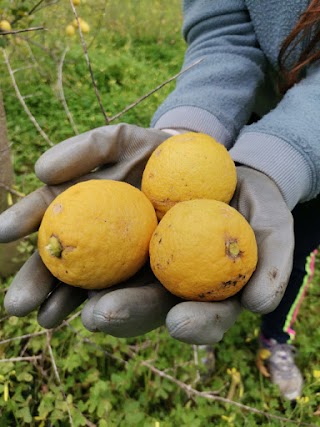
[256,336,303,400]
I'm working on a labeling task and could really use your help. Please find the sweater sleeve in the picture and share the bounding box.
[229,62,320,209]
[151,0,267,148]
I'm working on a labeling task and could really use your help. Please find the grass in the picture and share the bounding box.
[0,1,320,426]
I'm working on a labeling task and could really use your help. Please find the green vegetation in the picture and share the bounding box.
[0,1,320,425]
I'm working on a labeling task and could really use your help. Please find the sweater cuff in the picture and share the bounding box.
[151,106,233,149]
[229,132,313,210]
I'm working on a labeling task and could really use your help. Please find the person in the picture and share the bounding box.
[0,0,319,401]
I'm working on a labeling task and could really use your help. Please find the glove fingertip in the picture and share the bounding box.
[35,155,59,185]
[81,298,101,332]
[4,293,29,317]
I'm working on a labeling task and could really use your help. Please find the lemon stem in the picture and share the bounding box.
[46,236,63,258]
[226,240,240,259]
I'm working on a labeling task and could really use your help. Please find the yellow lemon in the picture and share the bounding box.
[72,17,84,27]
[72,0,81,5]
[79,20,90,33]
[149,199,257,301]
[141,132,237,219]
[38,180,157,289]
[65,25,75,36]
[0,20,12,32]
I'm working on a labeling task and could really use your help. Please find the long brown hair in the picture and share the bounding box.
[278,0,320,92]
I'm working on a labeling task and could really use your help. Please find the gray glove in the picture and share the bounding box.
[0,124,174,331]
[0,123,294,344]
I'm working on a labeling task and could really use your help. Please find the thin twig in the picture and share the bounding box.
[73,334,314,426]
[0,182,25,198]
[23,41,45,79]
[109,58,204,122]
[0,355,42,363]
[69,0,109,124]
[28,0,46,15]
[2,48,54,146]
[46,331,74,427]
[18,37,59,62]
[0,27,46,36]
[11,0,57,26]
[140,359,317,427]
[0,311,81,346]
[0,330,49,346]
[57,47,79,134]
[12,65,37,74]
[66,323,127,365]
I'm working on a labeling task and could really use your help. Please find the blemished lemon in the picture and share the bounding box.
[141,132,237,219]
[149,199,258,301]
[38,180,158,289]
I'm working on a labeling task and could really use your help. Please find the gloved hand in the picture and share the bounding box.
[149,166,294,344]
[0,123,174,332]
[0,123,294,345]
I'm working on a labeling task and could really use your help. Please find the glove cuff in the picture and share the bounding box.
[152,106,233,149]
[229,132,313,210]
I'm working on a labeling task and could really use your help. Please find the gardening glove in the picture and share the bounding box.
[0,121,294,344]
[0,123,176,330]
[80,166,294,344]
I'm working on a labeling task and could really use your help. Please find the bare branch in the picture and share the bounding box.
[66,323,127,365]
[57,47,79,134]
[12,65,37,74]
[31,0,60,13]
[28,0,47,15]
[2,48,54,146]
[140,359,317,427]
[0,355,42,363]
[0,311,81,346]
[0,182,25,198]
[109,58,204,123]
[47,331,74,427]
[18,37,59,62]
[69,332,315,427]
[10,0,58,26]
[0,27,46,36]
[69,0,109,124]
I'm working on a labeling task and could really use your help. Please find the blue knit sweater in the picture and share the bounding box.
[151,0,320,209]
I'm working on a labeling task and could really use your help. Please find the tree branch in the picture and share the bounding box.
[2,48,54,146]
[0,182,25,198]
[139,358,317,427]
[109,58,204,123]
[46,331,74,427]
[0,27,46,36]
[0,355,42,363]
[57,47,79,134]
[69,0,109,124]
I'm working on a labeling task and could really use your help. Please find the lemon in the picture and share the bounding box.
[142,132,237,219]
[149,199,257,301]
[65,25,75,36]
[38,180,158,289]
[0,20,12,32]
[79,20,90,33]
